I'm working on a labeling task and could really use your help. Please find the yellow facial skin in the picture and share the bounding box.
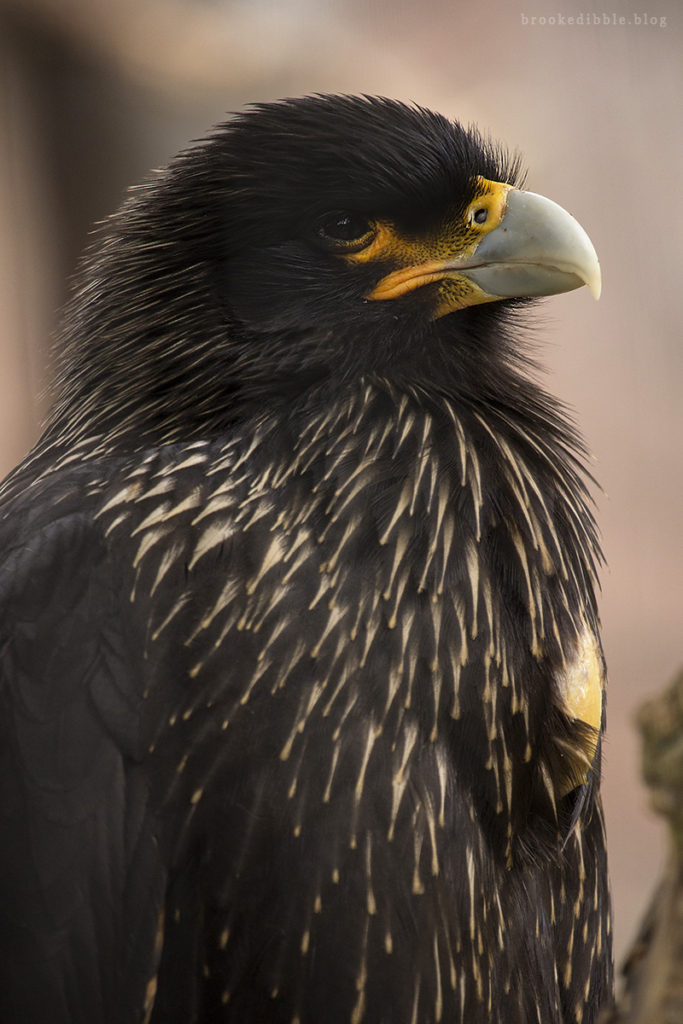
[347,176,601,316]
[360,179,512,311]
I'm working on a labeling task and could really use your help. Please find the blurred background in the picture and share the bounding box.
[1,0,680,977]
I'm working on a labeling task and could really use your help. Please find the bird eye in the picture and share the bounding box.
[472,207,488,225]
[317,213,375,249]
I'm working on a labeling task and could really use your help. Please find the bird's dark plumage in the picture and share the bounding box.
[0,96,612,1023]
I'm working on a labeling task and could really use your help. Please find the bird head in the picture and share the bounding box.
[214,96,600,332]
[55,95,600,442]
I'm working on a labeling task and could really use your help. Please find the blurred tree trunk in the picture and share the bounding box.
[601,670,683,1023]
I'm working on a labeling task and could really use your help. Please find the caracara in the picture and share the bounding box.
[0,96,613,1023]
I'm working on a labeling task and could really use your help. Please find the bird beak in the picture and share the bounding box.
[454,188,602,303]
[367,182,601,314]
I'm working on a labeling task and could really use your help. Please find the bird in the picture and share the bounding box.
[0,95,613,1023]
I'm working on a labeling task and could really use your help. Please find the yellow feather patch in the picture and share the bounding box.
[556,625,604,787]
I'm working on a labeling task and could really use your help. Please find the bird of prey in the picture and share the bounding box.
[0,95,613,1023]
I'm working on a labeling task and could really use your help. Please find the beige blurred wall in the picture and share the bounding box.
[1,0,680,974]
